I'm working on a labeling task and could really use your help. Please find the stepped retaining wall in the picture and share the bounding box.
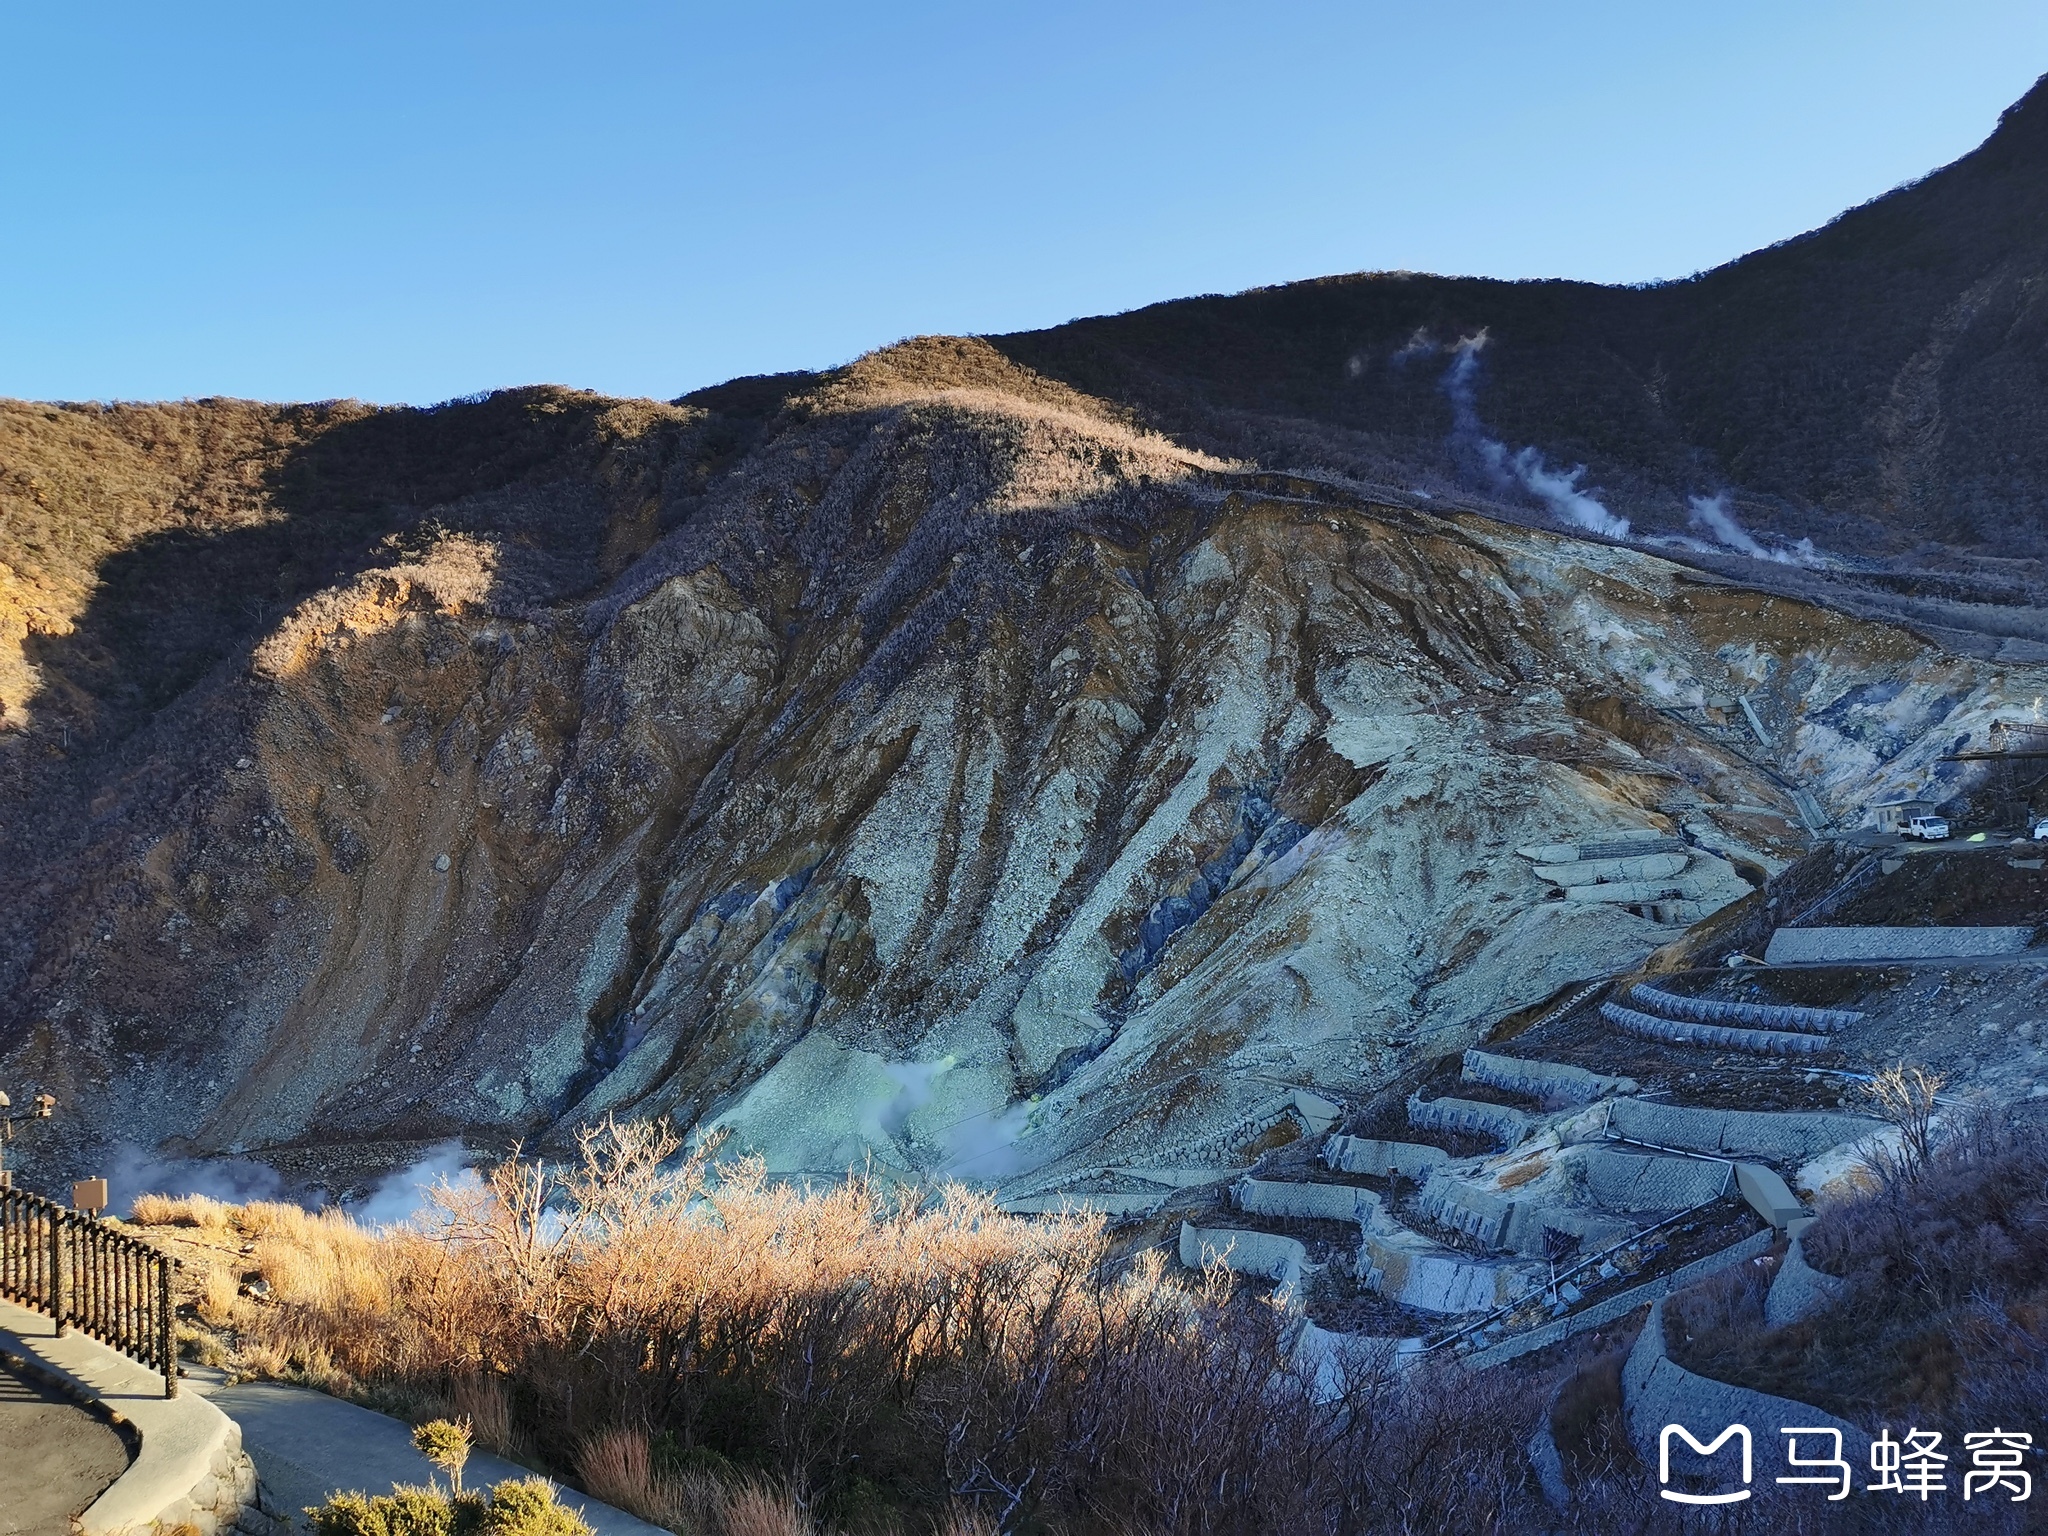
[1407,1093,1532,1147]
[1624,1298,1867,1478]
[1323,1137,1449,1179]
[1607,1099,1883,1163]
[1234,1178,1378,1223]
[1602,1001,1832,1056]
[1580,1147,1730,1211]
[1179,1222,1306,1305]
[1765,1233,1849,1327]
[1628,983,1860,1033]
[1462,1049,1635,1105]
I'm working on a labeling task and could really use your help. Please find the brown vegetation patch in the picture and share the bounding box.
[1670,1113,2048,1426]
[144,1120,1573,1534]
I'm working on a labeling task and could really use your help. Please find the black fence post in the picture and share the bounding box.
[159,1256,176,1398]
[49,1209,63,1337]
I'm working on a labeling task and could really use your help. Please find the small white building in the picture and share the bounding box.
[1869,797,1940,835]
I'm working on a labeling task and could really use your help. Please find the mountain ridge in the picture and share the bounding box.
[5,79,2048,1193]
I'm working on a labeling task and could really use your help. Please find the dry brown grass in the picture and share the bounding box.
[712,1485,816,1536]
[196,1263,240,1327]
[451,1372,527,1461]
[130,1191,235,1229]
[195,1119,1543,1534]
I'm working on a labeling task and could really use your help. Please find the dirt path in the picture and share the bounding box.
[0,1358,131,1535]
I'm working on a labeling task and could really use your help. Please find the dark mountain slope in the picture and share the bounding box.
[994,72,2048,556]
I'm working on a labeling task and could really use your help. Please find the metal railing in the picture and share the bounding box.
[0,1184,180,1396]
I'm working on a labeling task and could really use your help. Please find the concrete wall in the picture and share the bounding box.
[1289,1321,1418,1402]
[1527,1383,1574,1512]
[1414,1177,1517,1248]
[1359,1224,1543,1314]
[1324,1136,1449,1179]
[1624,1298,1867,1479]
[1462,1229,1776,1370]
[1733,1163,1804,1229]
[1563,879,1687,904]
[1580,1147,1730,1211]
[1765,925,2036,963]
[1517,832,1681,863]
[1628,984,1860,1033]
[1407,1093,1533,1147]
[1234,1178,1378,1224]
[1601,1001,1832,1056]
[1500,1202,1633,1257]
[122,1419,274,1536]
[1179,1221,1306,1305]
[1534,852,1688,886]
[0,1297,279,1536]
[1002,1191,1161,1216]
[1419,1174,1631,1256]
[1607,1099,1883,1163]
[1764,1233,1849,1327]
[1462,1048,1635,1105]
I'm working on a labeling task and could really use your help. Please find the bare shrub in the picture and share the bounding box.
[220,1117,1552,1533]
[1858,1061,1945,1178]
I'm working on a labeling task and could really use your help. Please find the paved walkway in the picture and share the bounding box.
[0,1293,660,1536]
[188,1371,664,1535]
[0,1295,242,1536]
[0,1357,131,1535]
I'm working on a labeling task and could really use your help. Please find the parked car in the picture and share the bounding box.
[2032,816,2048,841]
[1904,814,1951,840]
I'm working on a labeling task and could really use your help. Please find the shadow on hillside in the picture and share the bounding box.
[17,388,746,762]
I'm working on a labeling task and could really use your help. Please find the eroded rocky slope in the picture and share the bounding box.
[3,340,2039,1195]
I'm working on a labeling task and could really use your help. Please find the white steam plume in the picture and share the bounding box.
[1434,333,1631,539]
[1500,447,1630,540]
[110,1144,291,1214]
[1687,493,1819,566]
[109,1139,481,1227]
[348,1141,479,1228]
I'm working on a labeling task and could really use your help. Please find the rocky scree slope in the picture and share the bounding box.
[0,340,2039,1192]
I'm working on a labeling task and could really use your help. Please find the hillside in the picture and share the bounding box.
[994,72,2048,640]
[0,337,2035,1199]
[6,80,2048,1196]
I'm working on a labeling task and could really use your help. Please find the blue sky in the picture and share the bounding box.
[3,3,2045,405]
